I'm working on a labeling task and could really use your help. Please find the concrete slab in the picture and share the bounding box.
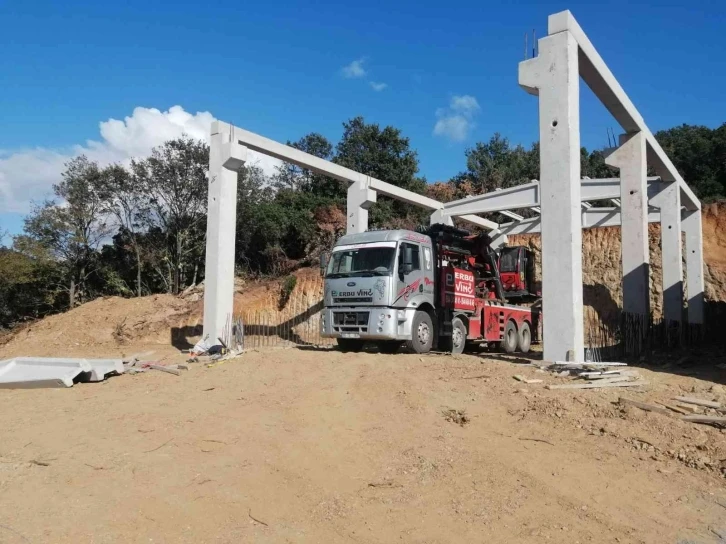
[81,359,125,382]
[0,358,93,389]
[0,357,125,389]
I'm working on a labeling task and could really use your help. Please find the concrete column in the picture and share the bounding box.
[429,209,454,226]
[519,30,584,362]
[605,132,649,316]
[682,209,704,324]
[202,121,247,346]
[657,182,683,323]
[347,178,376,234]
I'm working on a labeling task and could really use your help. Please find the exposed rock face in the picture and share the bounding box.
[509,203,726,322]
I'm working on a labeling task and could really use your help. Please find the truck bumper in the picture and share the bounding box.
[321,307,416,341]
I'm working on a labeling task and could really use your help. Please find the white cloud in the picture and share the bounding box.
[450,95,480,116]
[0,105,282,214]
[433,95,481,142]
[369,81,387,92]
[342,58,367,79]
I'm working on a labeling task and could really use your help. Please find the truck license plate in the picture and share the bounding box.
[341,333,360,339]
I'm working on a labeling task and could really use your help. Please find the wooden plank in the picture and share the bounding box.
[619,397,673,417]
[589,375,639,385]
[513,375,543,384]
[546,381,648,390]
[680,415,726,425]
[583,370,639,380]
[655,402,690,415]
[147,364,181,376]
[553,361,628,367]
[672,396,721,409]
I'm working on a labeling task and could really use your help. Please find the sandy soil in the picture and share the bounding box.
[1,346,725,544]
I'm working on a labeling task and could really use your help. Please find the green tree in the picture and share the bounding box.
[655,123,726,200]
[98,163,149,297]
[21,156,111,308]
[132,137,209,294]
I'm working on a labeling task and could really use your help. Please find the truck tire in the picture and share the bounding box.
[517,321,531,353]
[450,317,467,355]
[377,341,402,354]
[336,338,365,352]
[406,310,434,354]
[503,320,518,353]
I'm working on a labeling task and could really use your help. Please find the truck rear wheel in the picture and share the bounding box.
[406,310,433,354]
[336,338,365,352]
[503,321,518,353]
[450,317,467,354]
[377,341,402,354]
[517,322,531,353]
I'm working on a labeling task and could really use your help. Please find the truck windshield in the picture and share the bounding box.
[499,248,518,273]
[326,247,396,278]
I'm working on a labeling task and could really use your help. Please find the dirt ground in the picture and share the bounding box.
[1,345,725,544]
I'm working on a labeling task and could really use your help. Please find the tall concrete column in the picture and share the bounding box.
[682,209,704,324]
[202,121,247,346]
[347,178,376,234]
[519,30,584,362]
[605,132,649,316]
[657,182,683,323]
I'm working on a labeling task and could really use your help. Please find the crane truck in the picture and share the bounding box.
[320,224,539,354]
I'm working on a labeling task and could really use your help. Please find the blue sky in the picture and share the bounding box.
[1,0,725,241]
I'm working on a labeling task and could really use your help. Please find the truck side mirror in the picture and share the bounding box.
[402,246,413,275]
[320,252,329,277]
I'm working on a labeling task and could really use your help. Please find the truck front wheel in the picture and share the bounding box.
[337,338,365,352]
[406,311,434,354]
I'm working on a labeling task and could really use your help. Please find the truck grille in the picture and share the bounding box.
[333,297,373,304]
[332,311,370,333]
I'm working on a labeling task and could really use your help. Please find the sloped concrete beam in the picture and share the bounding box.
[548,10,699,212]
[232,125,496,232]
[203,121,247,346]
[519,29,584,362]
[682,210,704,324]
[605,132,649,316]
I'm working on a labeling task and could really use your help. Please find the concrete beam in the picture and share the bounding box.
[232,125,498,231]
[519,29,585,362]
[203,121,246,346]
[654,182,683,322]
[442,177,663,216]
[548,10,700,212]
[606,132,649,316]
[497,207,661,235]
[682,210,704,324]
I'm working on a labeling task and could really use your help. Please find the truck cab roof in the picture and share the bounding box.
[334,229,431,248]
